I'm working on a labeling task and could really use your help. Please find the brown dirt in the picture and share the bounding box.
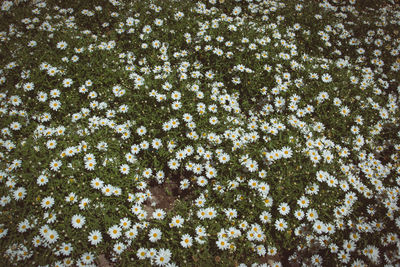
[97,254,113,267]
[143,179,181,219]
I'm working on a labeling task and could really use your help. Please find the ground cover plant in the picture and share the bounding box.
[1,0,400,266]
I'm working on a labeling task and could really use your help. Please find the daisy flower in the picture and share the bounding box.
[60,242,73,256]
[137,248,148,260]
[125,228,138,240]
[149,228,162,242]
[168,159,179,170]
[23,82,34,91]
[32,235,41,247]
[120,164,130,175]
[113,242,126,254]
[216,238,230,250]
[340,106,350,116]
[90,177,104,189]
[84,160,96,171]
[170,215,184,228]
[294,209,305,220]
[152,139,162,149]
[274,218,288,231]
[278,202,290,215]
[152,209,166,220]
[131,144,141,154]
[44,229,59,244]
[205,207,217,219]
[71,214,86,229]
[49,100,61,111]
[306,209,318,221]
[62,78,73,88]
[225,208,237,220]
[298,196,310,208]
[17,220,29,233]
[13,187,26,200]
[81,252,95,265]
[260,211,272,224]
[50,160,62,171]
[137,126,147,136]
[180,234,193,248]
[108,225,122,239]
[46,140,57,149]
[154,248,171,266]
[41,196,54,209]
[180,179,190,190]
[57,41,67,49]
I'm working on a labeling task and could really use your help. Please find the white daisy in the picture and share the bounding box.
[41,196,54,209]
[71,214,86,229]
[180,234,193,248]
[108,225,122,239]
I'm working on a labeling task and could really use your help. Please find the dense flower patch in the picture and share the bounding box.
[1,0,400,266]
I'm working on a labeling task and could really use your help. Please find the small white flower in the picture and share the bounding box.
[41,196,54,209]
[120,164,130,175]
[62,78,73,88]
[180,234,193,248]
[108,225,122,239]
[71,214,86,229]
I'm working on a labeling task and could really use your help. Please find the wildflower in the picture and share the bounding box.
[13,187,26,200]
[313,220,326,234]
[32,235,41,247]
[256,244,266,256]
[18,220,29,233]
[137,248,148,260]
[338,250,350,264]
[260,211,272,223]
[311,254,323,266]
[125,228,138,239]
[59,242,73,256]
[294,209,304,220]
[65,192,77,203]
[306,209,318,221]
[281,147,293,158]
[171,215,184,228]
[50,160,62,171]
[88,230,102,245]
[120,164,130,175]
[180,234,193,248]
[155,248,171,266]
[41,196,54,209]
[57,41,67,49]
[114,242,126,254]
[46,139,57,149]
[149,228,162,242]
[278,202,290,215]
[298,196,310,208]
[152,139,162,149]
[274,218,288,231]
[62,78,73,87]
[108,225,122,239]
[216,238,230,250]
[81,252,94,265]
[225,208,237,220]
[137,126,147,136]
[71,214,86,229]
[340,106,350,116]
[180,179,190,190]
[85,160,96,171]
[90,177,103,189]
[168,159,179,170]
